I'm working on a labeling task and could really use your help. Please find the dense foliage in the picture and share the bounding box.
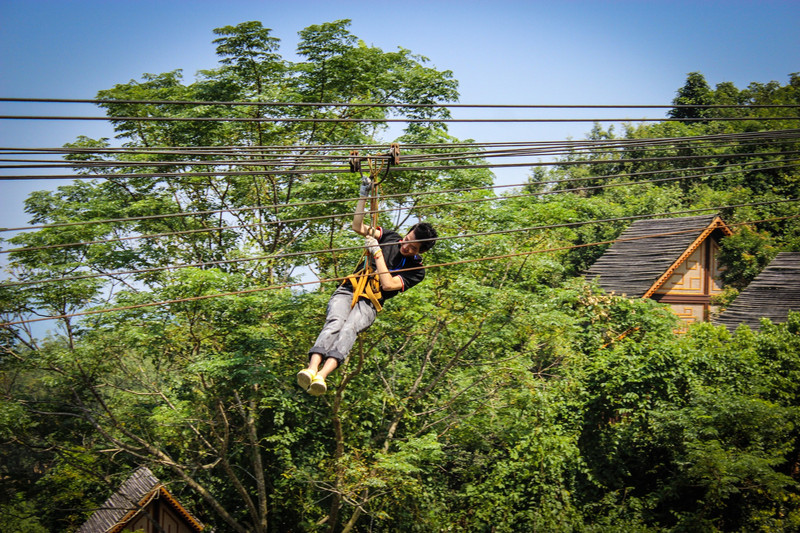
[1,21,799,532]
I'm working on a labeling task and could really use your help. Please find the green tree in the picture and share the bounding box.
[0,18,488,533]
[718,225,778,289]
[669,71,714,121]
[6,47,800,533]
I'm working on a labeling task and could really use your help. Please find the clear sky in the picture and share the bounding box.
[1,0,799,230]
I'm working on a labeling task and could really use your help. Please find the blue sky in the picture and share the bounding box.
[1,0,799,230]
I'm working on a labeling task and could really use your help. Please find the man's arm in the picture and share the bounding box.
[352,176,380,238]
[352,197,380,237]
[366,236,404,291]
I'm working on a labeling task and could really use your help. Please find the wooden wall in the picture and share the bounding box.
[651,239,724,332]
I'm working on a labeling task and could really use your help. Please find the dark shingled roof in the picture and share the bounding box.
[78,466,160,533]
[78,466,202,533]
[585,214,724,297]
[714,252,800,332]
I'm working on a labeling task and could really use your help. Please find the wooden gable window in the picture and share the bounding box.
[649,235,727,332]
[585,214,732,333]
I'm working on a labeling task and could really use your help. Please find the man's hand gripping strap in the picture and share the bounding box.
[346,260,383,312]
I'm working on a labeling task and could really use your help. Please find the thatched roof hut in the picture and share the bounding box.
[77,466,203,533]
[714,252,800,332]
[586,214,732,329]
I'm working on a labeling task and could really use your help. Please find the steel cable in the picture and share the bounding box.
[5,128,799,158]
[2,115,799,123]
[3,146,799,181]
[4,132,800,170]
[3,129,798,173]
[5,155,795,234]
[2,97,799,108]
[3,198,797,289]
[3,158,798,254]
[2,213,796,327]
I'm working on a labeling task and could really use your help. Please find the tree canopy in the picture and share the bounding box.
[2,23,800,532]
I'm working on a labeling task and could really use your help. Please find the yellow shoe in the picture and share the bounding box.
[296,369,315,391]
[308,375,327,396]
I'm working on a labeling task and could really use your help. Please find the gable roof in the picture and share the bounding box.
[713,252,800,332]
[585,214,731,297]
[78,466,203,533]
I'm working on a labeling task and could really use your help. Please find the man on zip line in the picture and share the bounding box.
[296,175,438,396]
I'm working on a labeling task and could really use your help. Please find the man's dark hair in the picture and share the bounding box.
[409,222,438,252]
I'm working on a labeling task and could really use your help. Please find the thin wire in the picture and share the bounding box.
[2,97,798,108]
[2,214,796,327]
[3,147,798,180]
[4,130,800,169]
[5,155,794,233]
[5,128,799,156]
[2,115,799,123]
[4,198,797,288]
[4,160,797,255]
[2,130,797,172]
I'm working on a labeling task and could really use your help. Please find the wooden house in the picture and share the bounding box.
[713,252,800,332]
[585,214,732,330]
[77,466,203,533]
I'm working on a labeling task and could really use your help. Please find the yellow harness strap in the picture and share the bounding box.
[346,261,383,312]
[348,159,384,312]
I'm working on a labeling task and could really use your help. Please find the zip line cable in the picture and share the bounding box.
[2,115,799,124]
[4,155,796,234]
[4,155,796,235]
[2,213,796,328]
[4,160,798,255]
[6,128,800,153]
[4,128,799,160]
[2,101,797,322]
[4,198,797,289]
[4,130,800,170]
[4,155,799,243]
[2,129,798,174]
[9,134,795,164]
[3,146,799,181]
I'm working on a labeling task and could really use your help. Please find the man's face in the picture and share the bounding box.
[399,230,422,257]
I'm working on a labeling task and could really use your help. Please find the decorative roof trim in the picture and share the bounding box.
[107,487,159,533]
[159,485,204,531]
[108,484,203,533]
[642,216,732,299]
